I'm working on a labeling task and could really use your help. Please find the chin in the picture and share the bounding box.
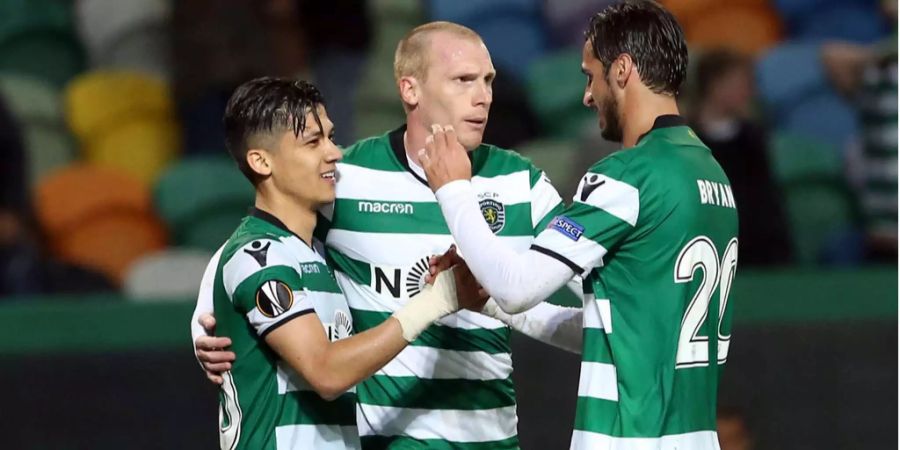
[459,132,483,151]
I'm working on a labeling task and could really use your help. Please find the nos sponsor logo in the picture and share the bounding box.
[369,256,430,299]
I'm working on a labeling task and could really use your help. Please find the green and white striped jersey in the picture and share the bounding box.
[214,209,360,450]
[320,126,564,449]
[532,116,739,449]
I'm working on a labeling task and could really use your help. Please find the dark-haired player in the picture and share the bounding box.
[209,77,482,450]
[420,2,739,448]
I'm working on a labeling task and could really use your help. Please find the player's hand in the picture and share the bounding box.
[425,245,461,285]
[196,313,236,385]
[419,124,472,192]
[426,246,488,312]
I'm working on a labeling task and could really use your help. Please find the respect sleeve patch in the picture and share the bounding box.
[548,215,585,241]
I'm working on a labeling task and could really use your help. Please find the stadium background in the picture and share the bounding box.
[0,0,895,449]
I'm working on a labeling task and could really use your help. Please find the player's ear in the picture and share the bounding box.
[246,148,273,178]
[398,76,420,109]
[615,54,633,89]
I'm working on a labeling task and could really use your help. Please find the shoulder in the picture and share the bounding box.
[474,143,545,185]
[340,131,402,171]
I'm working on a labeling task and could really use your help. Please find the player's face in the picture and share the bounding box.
[581,40,623,143]
[269,106,342,209]
[418,33,496,151]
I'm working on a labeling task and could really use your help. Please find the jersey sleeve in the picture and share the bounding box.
[222,239,315,338]
[531,157,639,276]
[529,165,566,236]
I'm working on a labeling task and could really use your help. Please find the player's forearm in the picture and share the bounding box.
[312,319,409,400]
[435,180,573,314]
[484,300,583,353]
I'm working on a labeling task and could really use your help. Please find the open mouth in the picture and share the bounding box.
[464,118,486,127]
[321,170,336,181]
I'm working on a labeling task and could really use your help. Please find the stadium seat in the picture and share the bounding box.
[526,49,596,137]
[768,132,843,184]
[153,157,254,250]
[124,248,212,301]
[793,4,887,43]
[0,75,76,185]
[426,0,548,79]
[756,42,829,115]
[75,0,170,59]
[34,164,167,282]
[0,0,85,87]
[782,180,858,265]
[64,71,174,142]
[22,125,76,186]
[544,0,617,47]
[782,92,859,149]
[83,118,180,183]
[683,5,782,56]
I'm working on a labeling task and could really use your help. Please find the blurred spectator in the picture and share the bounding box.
[718,406,753,450]
[0,98,113,297]
[822,0,897,263]
[295,0,372,146]
[689,49,794,266]
[173,0,278,154]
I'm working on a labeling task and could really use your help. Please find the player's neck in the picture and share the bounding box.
[403,119,430,167]
[622,94,680,148]
[254,190,316,245]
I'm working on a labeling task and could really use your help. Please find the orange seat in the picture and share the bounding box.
[684,5,783,56]
[35,164,152,235]
[50,212,167,283]
[34,164,167,282]
[664,0,774,22]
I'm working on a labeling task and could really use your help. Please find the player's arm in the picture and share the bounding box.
[482,300,583,353]
[264,268,466,401]
[191,246,235,384]
[485,164,582,352]
[421,125,635,315]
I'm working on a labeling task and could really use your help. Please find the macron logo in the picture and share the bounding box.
[358,201,415,215]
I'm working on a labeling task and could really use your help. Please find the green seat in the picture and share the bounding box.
[526,49,595,137]
[153,157,254,250]
[0,74,61,122]
[783,180,857,265]
[0,0,85,87]
[24,124,76,186]
[0,75,76,186]
[769,132,842,184]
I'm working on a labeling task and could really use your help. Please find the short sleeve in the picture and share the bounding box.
[222,239,315,337]
[531,158,639,276]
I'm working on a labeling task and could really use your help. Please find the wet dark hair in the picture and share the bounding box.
[223,77,326,184]
[585,0,688,96]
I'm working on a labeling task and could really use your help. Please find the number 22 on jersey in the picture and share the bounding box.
[674,236,739,369]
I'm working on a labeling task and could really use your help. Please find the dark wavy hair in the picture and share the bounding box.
[223,77,326,183]
[585,0,688,96]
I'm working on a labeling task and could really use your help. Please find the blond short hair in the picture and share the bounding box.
[393,21,482,82]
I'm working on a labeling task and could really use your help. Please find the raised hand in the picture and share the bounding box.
[418,124,472,192]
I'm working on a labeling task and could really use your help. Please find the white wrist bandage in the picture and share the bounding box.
[392,268,459,342]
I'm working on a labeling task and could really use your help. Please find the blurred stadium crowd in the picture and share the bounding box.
[0,0,895,301]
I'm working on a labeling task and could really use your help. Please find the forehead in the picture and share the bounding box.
[299,105,332,137]
[581,40,599,68]
[426,32,493,72]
